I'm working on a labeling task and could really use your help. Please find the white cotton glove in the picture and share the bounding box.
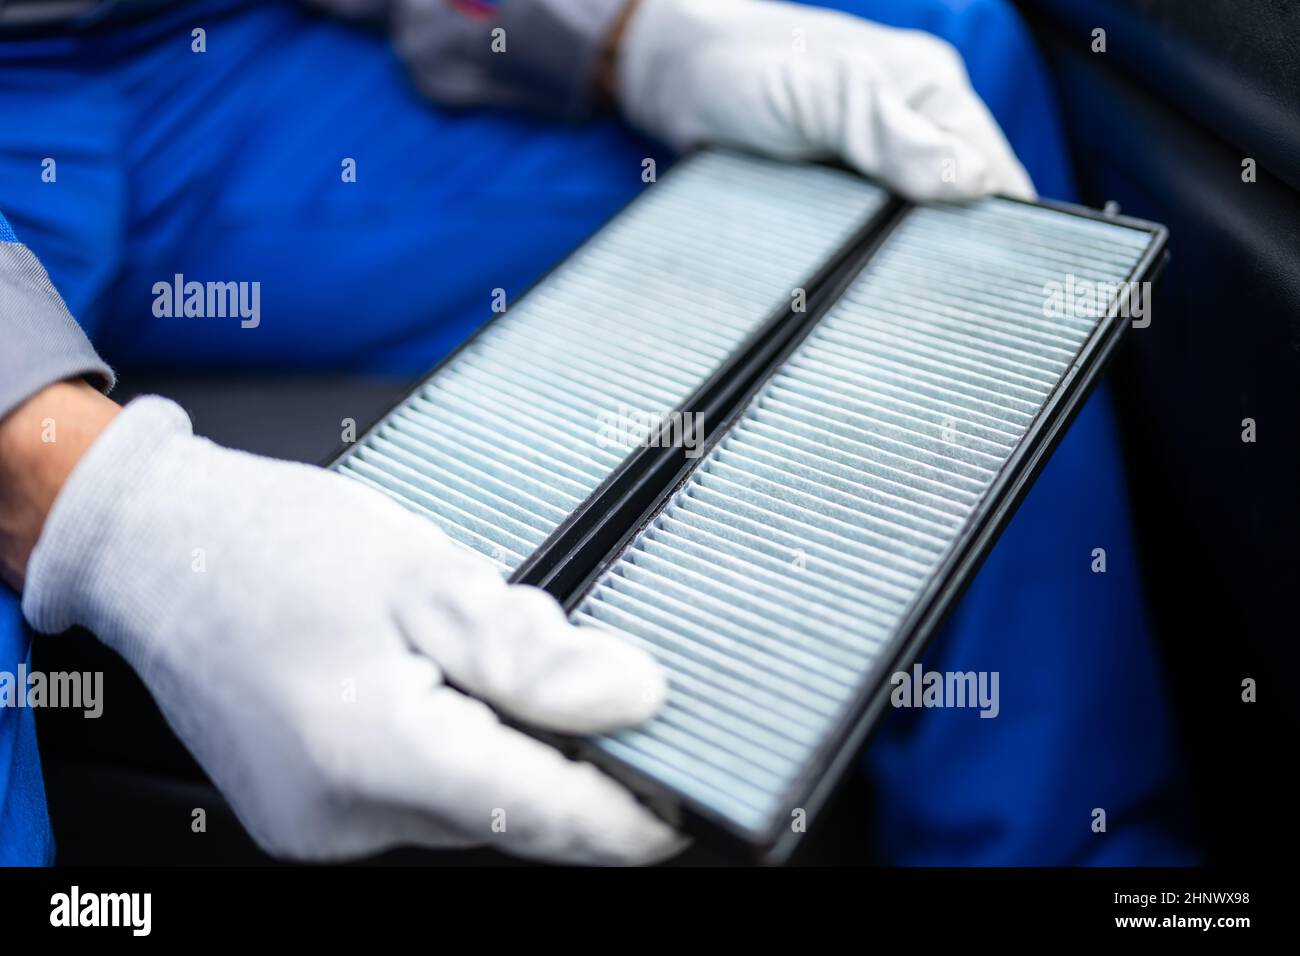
[22,396,680,864]
[617,0,1035,201]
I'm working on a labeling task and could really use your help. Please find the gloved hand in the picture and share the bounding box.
[616,0,1035,201]
[22,396,679,864]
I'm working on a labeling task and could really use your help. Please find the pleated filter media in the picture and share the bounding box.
[570,197,1160,846]
[334,150,888,570]
[330,148,1166,859]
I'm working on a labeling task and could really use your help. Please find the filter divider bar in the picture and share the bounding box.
[515,196,908,598]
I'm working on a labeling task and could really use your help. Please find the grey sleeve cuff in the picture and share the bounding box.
[394,0,629,118]
[0,240,114,422]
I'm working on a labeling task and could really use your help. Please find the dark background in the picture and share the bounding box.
[31,0,1298,864]
[1018,0,1298,866]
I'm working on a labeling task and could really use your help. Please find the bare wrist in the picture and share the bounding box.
[0,379,120,589]
[596,0,642,107]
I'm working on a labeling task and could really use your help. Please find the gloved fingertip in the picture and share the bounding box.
[594,631,669,724]
[521,624,668,734]
[572,801,687,867]
[998,165,1039,202]
[877,135,997,202]
[532,761,687,866]
[598,819,691,867]
[950,143,1036,202]
[890,160,988,202]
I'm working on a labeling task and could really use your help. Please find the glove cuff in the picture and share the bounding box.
[616,0,744,146]
[22,396,193,666]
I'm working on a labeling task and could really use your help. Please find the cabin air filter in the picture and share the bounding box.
[329,148,1167,863]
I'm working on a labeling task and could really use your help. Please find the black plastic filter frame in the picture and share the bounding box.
[529,197,1170,864]
[326,157,1168,864]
